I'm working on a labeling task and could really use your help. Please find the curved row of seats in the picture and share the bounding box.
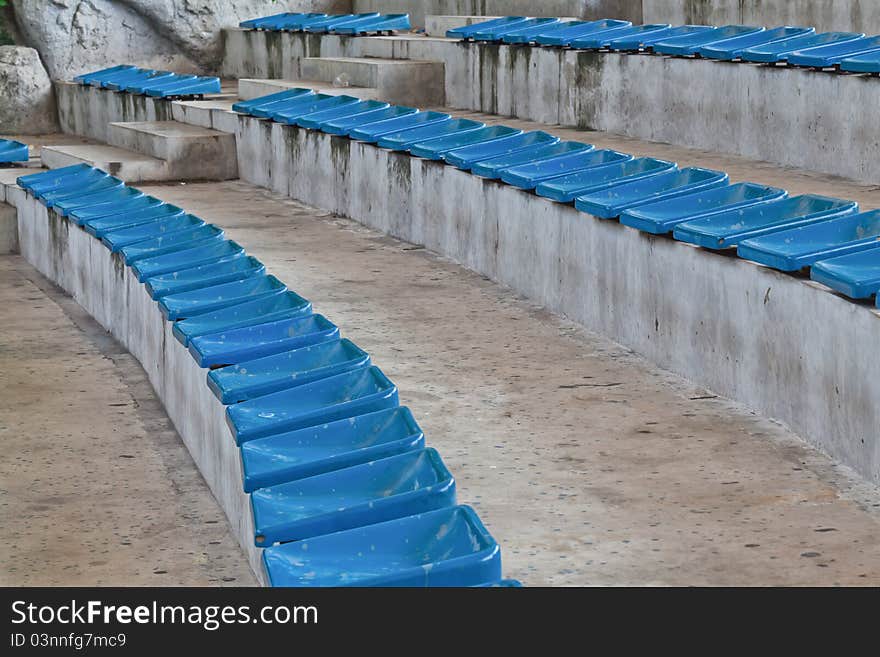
[73,65,221,98]
[15,163,519,588]
[233,87,880,307]
[239,11,411,35]
[0,139,29,164]
[448,17,880,73]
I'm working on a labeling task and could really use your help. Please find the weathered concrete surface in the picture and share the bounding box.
[128,180,880,586]
[0,255,256,586]
[0,46,58,134]
[220,29,880,182]
[40,144,168,183]
[425,15,502,37]
[0,203,17,253]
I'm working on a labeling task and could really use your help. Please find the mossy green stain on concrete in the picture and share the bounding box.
[266,31,282,79]
[479,43,500,116]
[573,50,604,130]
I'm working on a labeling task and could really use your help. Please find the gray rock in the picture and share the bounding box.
[10,0,352,80]
[0,45,58,134]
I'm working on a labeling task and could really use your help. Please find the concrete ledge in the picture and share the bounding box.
[12,191,266,584]
[232,114,880,485]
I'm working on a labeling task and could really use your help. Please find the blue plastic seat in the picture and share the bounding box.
[569,23,671,50]
[273,13,328,31]
[532,19,632,47]
[348,111,451,142]
[104,69,173,91]
[250,92,330,119]
[672,194,858,249]
[787,35,880,67]
[239,12,304,29]
[0,139,29,163]
[34,169,114,202]
[740,31,864,63]
[124,73,194,94]
[159,274,287,321]
[207,338,370,403]
[102,213,206,252]
[231,88,313,115]
[297,100,390,130]
[226,365,397,444]
[810,250,880,299]
[172,290,312,347]
[698,26,815,60]
[446,17,529,40]
[620,182,786,234]
[145,255,265,299]
[304,13,378,34]
[737,209,880,271]
[83,202,184,236]
[473,579,523,587]
[332,13,411,35]
[18,163,95,194]
[607,24,713,51]
[472,141,595,180]
[500,149,633,190]
[144,76,221,98]
[279,95,362,126]
[574,167,729,219]
[262,505,500,587]
[132,239,246,281]
[252,448,455,546]
[241,406,424,492]
[652,25,763,56]
[375,118,486,151]
[839,50,880,73]
[444,131,560,170]
[74,64,138,85]
[65,189,149,226]
[319,105,418,136]
[44,178,127,213]
[535,157,676,202]
[497,18,566,44]
[188,313,338,367]
[410,126,523,160]
[120,224,224,264]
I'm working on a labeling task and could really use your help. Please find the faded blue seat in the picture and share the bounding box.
[444,131,560,170]
[125,73,194,94]
[252,448,455,546]
[172,290,312,347]
[574,167,728,219]
[672,194,858,249]
[231,88,313,115]
[608,24,713,51]
[740,31,864,63]
[304,13,379,34]
[532,18,632,47]
[619,182,786,234]
[500,148,632,190]
[787,35,880,67]
[144,75,221,98]
[18,163,93,194]
[43,177,127,213]
[410,125,523,160]
[297,100,390,130]
[535,157,676,202]
[840,50,880,73]
[810,250,880,299]
[31,168,112,201]
[698,26,814,60]
[262,505,500,587]
[132,239,246,281]
[471,141,595,180]
[319,105,418,136]
[226,365,397,444]
[652,25,763,56]
[277,95,362,126]
[348,111,451,143]
[241,406,424,492]
[104,69,173,91]
[83,202,184,236]
[67,190,152,226]
[207,338,370,404]
[101,213,206,252]
[446,17,528,40]
[737,209,880,271]
[498,18,566,44]
[239,12,306,30]
[472,17,561,42]
[120,224,224,264]
[332,13,411,35]
[0,139,29,163]
[569,23,670,50]
[74,64,137,85]
[158,274,287,321]
[145,255,264,299]
[272,13,329,31]
[375,118,486,151]
[188,313,338,367]
[250,92,330,119]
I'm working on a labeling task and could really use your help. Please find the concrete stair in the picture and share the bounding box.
[299,57,445,105]
[237,78,382,102]
[41,144,167,182]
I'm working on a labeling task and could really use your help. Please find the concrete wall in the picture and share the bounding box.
[7,185,266,585]
[0,201,17,253]
[642,0,880,34]
[221,29,880,183]
[232,114,880,485]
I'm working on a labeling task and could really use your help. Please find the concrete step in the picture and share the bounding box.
[237,78,382,102]
[424,15,501,38]
[299,57,445,105]
[171,99,238,133]
[107,121,237,181]
[40,144,169,183]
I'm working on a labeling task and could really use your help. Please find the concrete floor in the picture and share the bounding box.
[0,256,256,586]
[126,179,880,586]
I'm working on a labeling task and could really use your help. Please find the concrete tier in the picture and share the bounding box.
[40,144,168,183]
[424,15,501,38]
[237,78,381,102]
